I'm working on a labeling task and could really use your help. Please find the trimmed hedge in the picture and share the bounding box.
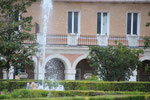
[0,89,149,100]
[1,80,150,92]
[0,80,40,91]
[0,95,11,99]
[61,81,150,92]
[10,89,146,98]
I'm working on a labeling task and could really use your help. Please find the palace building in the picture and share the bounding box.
[1,0,150,81]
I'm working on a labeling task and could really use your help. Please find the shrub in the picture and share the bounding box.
[85,75,99,81]
[1,80,150,92]
[11,89,49,98]
[8,89,146,98]
[61,81,150,92]
[0,95,11,99]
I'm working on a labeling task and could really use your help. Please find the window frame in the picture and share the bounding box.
[126,12,140,36]
[67,11,80,34]
[97,12,109,36]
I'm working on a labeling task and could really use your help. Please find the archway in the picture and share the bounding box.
[137,60,150,81]
[45,58,65,80]
[75,59,93,80]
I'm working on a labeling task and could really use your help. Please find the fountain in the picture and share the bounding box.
[41,0,52,80]
[40,0,53,89]
[26,0,64,91]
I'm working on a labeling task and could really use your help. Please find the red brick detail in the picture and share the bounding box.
[62,54,82,66]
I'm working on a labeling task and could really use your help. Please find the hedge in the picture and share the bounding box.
[10,89,146,98]
[0,80,40,91]
[61,81,150,92]
[0,89,149,100]
[1,80,150,92]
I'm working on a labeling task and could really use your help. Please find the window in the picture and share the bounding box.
[97,12,108,35]
[14,12,21,32]
[127,13,139,35]
[68,12,79,34]
[35,23,40,33]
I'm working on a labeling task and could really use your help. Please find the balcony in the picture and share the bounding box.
[36,34,146,47]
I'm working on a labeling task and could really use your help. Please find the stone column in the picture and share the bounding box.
[64,69,76,80]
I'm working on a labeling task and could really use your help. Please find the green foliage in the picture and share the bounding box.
[11,89,49,98]
[62,81,150,92]
[0,89,148,100]
[85,75,99,81]
[0,80,32,91]
[0,94,11,99]
[8,89,146,98]
[143,37,150,48]
[145,64,150,73]
[0,80,150,99]
[1,80,150,92]
[146,12,150,27]
[0,0,37,73]
[88,42,143,81]
[144,12,150,48]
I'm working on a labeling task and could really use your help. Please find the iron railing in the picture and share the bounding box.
[47,35,67,45]
[43,34,147,47]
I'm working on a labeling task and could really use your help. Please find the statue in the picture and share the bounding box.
[8,66,14,79]
[2,69,7,79]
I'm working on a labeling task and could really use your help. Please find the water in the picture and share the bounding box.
[34,0,64,91]
[26,80,64,91]
[45,58,65,80]
[41,0,52,87]
[41,0,53,80]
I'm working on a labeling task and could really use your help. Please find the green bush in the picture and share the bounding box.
[0,95,11,99]
[61,81,150,92]
[85,75,99,81]
[1,80,150,92]
[0,80,41,91]
[0,89,148,100]
[7,89,146,98]
[11,89,49,98]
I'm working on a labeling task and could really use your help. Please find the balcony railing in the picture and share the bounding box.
[108,36,128,46]
[78,35,97,46]
[47,35,67,45]
[45,34,147,47]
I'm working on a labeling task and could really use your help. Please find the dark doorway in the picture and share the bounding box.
[75,59,93,80]
[137,60,150,81]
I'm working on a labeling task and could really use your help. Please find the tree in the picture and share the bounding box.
[88,42,144,81]
[144,12,150,48]
[143,37,150,48]
[0,0,37,78]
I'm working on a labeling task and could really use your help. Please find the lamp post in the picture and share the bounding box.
[36,45,41,80]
